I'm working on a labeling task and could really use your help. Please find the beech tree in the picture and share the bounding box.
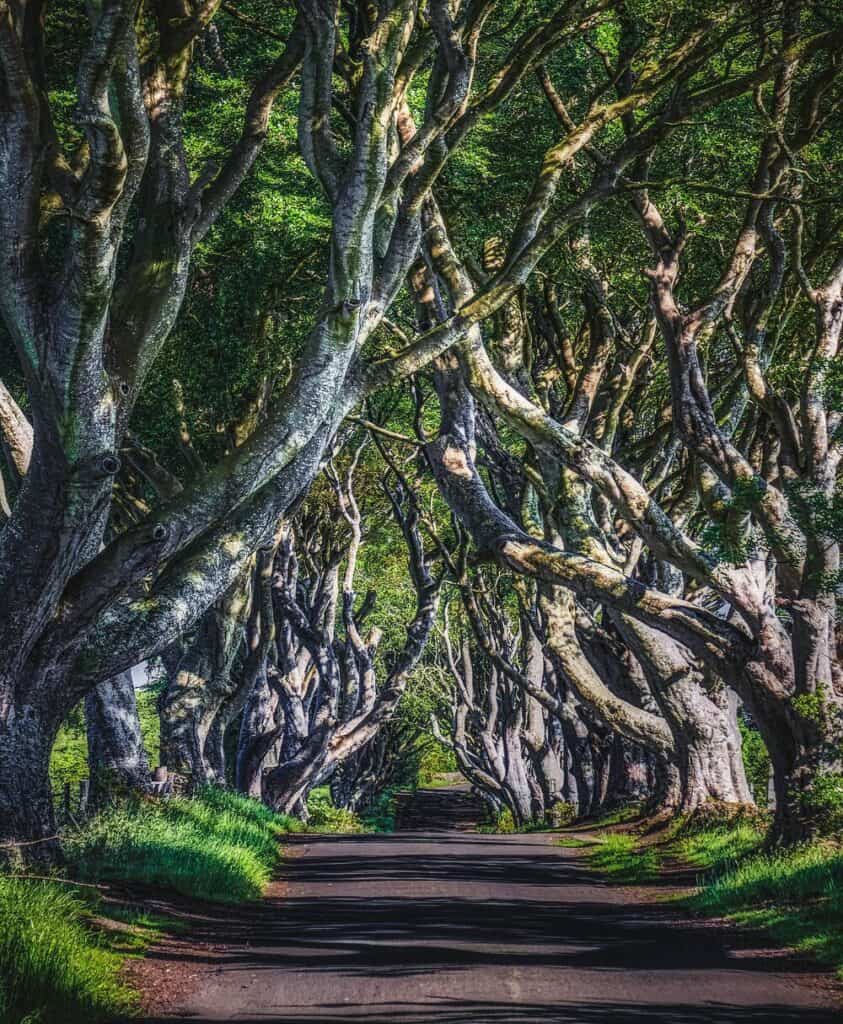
[2,0,646,853]
[419,7,843,840]
[1,0,840,854]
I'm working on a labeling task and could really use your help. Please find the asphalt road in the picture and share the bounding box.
[143,832,841,1023]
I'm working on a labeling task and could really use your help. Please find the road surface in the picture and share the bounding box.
[141,831,840,1023]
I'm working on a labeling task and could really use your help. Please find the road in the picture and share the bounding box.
[141,831,840,1023]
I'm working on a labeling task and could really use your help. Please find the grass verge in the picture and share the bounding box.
[578,810,843,981]
[67,786,304,903]
[2,787,304,1022]
[0,876,141,1024]
[588,833,661,883]
[685,836,843,980]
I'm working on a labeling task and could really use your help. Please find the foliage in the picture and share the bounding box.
[66,787,301,902]
[0,877,135,1024]
[738,719,771,806]
[417,745,458,787]
[360,790,398,833]
[479,805,576,834]
[800,771,843,837]
[306,789,366,834]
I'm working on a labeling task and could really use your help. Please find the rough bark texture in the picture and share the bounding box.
[86,670,152,802]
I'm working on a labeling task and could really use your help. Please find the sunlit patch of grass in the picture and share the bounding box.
[589,833,661,882]
[686,841,843,979]
[588,803,644,828]
[676,822,763,872]
[556,836,596,848]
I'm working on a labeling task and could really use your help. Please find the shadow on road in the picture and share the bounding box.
[132,833,839,1023]
[140,1003,839,1023]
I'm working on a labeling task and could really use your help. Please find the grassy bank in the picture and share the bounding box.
[1,787,305,1022]
[684,833,843,980]
[67,786,304,903]
[573,814,843,980]
[0,877,140,1024]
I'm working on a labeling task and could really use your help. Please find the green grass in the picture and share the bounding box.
[686,840,843,979]
[0,877,137,1024]
[556,836,596,848]
[66,786,304,903]
[588,833,661,883]
[675,821,764,872]
[581,810,843,981]
[587,803,644,828]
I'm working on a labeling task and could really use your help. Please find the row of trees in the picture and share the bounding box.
[1,0,842,856]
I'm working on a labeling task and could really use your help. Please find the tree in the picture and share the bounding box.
[0,0,633,854]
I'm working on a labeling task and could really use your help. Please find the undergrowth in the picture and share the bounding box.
[66,786,303,902]
[306,788,367,833]
[479,803,576,834]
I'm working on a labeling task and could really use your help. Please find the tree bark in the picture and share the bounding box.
[86,670,151,802]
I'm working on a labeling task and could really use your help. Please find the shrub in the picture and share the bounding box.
[0,877,134,1024]
[306,789,366,833]
[801,771,843,835]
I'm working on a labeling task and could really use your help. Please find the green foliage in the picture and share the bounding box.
[49,703,89,793]
[306,789,366,834]
[360,790,398,833]
[738,719,771,805]
[417,744,458,786]
[480,805,577,834]
[66,787,302,902]
[688,842,843,980]
[801,771,843,837]
[0,877,135,1024]
[791,687,829,725]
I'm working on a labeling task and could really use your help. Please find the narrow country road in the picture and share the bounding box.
[141,832,840,1023]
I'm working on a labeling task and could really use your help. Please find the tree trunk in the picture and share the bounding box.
[0,699,62,863]
[236,670,283,799]
[86,670,151,803]
[159,581,249,782]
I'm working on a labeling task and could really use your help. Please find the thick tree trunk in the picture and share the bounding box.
[236,670,283,799]
[86,670,151,802]
[611,614,752,810]
[159,581,249,782]
[0,700,62,863]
